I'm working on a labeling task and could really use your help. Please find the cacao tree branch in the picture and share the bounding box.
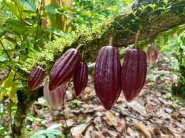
[17,0,185,79]
[72,0,185,62]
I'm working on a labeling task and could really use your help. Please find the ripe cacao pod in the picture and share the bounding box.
[146,45,158,64]
[28,66,45,91]
[43,83,65,110]
[49,48,81,91]
[94,46,121,110]
[73,62,88,96]
[121,48,147,102]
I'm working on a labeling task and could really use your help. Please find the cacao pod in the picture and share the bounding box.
[49,48,81,91]
[146,45,158,64]
[44,83,65,110]
[28,66,45,91]
[73,62,88,96]
[94,46,121,110]
[121,48,147,102]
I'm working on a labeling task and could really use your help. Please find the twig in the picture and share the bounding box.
[112,106,148,124]
[34,2,42,49]
[82,117,95,135]
[0,41,12,62]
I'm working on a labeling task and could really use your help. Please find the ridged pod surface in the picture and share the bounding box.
[121,48,147,102]
[44,84,65,110]
[49,49,81,91]
[73,62,88,96]
[28,66,45,91]
[94,46,121,110]
[146,45,158,64]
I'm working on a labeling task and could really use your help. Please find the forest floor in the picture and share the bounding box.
[1,54,185,138]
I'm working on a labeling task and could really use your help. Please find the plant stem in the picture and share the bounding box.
[0,41,12,62]
[134,30,140,48]
[12,88,43,138]
[109,35,113,46]
[34,2,42,50]
[76,44,84,50]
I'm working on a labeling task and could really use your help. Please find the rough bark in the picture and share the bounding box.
[71,0,185,62]
[12,88,43,138]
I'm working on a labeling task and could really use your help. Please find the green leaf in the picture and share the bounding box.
[57,7,75,13]
[148,4,156,10]
[44,4,57,15]
[4,36,17,45]
[180,45,185,50]
[0,112,6,116]
[121,0,133,6]
[45,129,62,135]
[1,70,17,102]
[30,129,62,138]
[0,30,6,38]
[79,10,91,16]
[0,86,5,101]
[0,127,7,135]
[1,70,14,88]
[6,18,27,35]
[43,28,62,36]
[47,124,62,130]
[44,4,57,28]
[5,2,19,17]
[0,11,7,27]
[0,92,3,101]
[0,88,7,92]
[46,134,55,138]
[17,0,37,12]
[0,55,6,62]
[16,83,24,89]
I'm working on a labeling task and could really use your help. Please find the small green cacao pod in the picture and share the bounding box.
[73,62,88,96]
[94,46,121,110]
[121,48,147,102]
[43,83,65,110]
[146,45,158,64]
[28,66,45,91]
[49,48,81,91]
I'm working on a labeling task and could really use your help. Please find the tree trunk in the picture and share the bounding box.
[12,89,43,138]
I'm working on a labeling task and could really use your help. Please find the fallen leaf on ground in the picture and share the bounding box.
[134,121,152,138]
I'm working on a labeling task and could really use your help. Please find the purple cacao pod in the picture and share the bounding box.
[146,45,158,64]
[28,66,45,91]
[43,83,65,110]
[49,49,81,91]
[121,48,147,102]
[94,46,121,110]
[73,62,88,96]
